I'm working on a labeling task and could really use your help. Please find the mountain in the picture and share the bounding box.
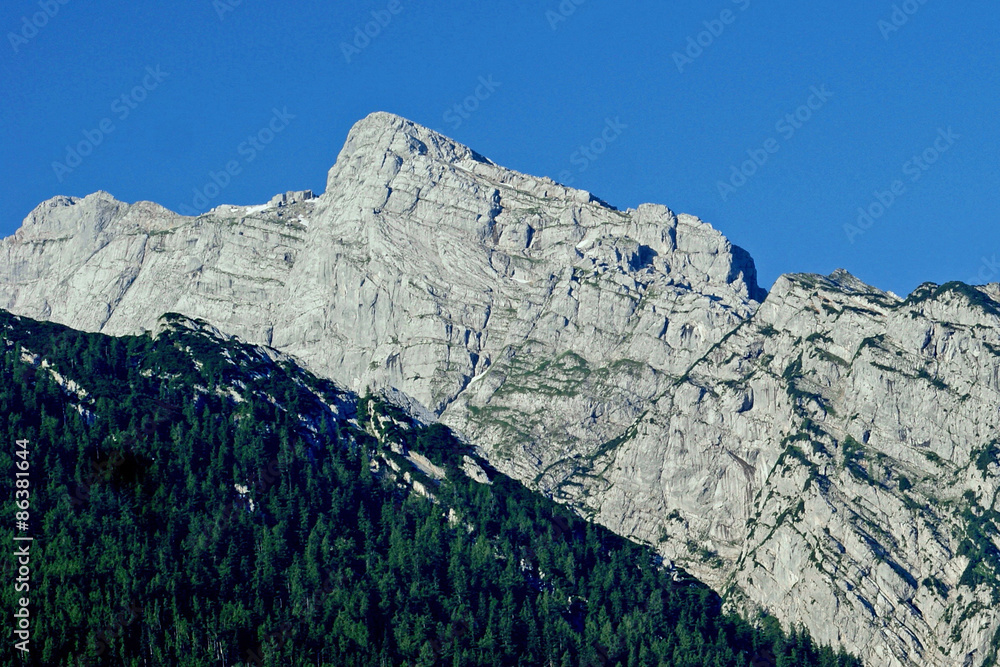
[0,309,862,665]
[3,111,999,665]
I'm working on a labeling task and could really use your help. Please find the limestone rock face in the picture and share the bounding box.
[3,112,999,666]
[578,272,1000,666]
[1,111,763,477]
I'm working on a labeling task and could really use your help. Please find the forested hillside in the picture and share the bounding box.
[1,310,860,666]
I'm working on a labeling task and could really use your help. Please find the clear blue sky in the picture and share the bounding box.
[2,0,998,295]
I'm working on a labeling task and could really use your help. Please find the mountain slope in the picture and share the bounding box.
[2,112,999,665]
[0,310,862,666]
[581,272,1000,665]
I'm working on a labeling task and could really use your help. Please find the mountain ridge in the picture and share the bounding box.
[3,112,1000,666]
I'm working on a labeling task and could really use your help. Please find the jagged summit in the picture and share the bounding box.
[325,111,498,201]
[769,268,896,302]
[331,111,608,209]
[825,267,885,294]
[10,112,765,310]
[323,111,627,226]
[338,111,496,168]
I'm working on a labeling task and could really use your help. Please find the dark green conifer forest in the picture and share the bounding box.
[0,311,861,666]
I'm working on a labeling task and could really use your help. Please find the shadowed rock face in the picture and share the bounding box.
[4,111,1000,666]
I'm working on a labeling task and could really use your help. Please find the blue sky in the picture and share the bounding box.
[1,0,997,295]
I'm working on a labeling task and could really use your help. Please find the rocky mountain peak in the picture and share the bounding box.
[826,267,886,294]
[325,111,494,193]
[17,191,126,240]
